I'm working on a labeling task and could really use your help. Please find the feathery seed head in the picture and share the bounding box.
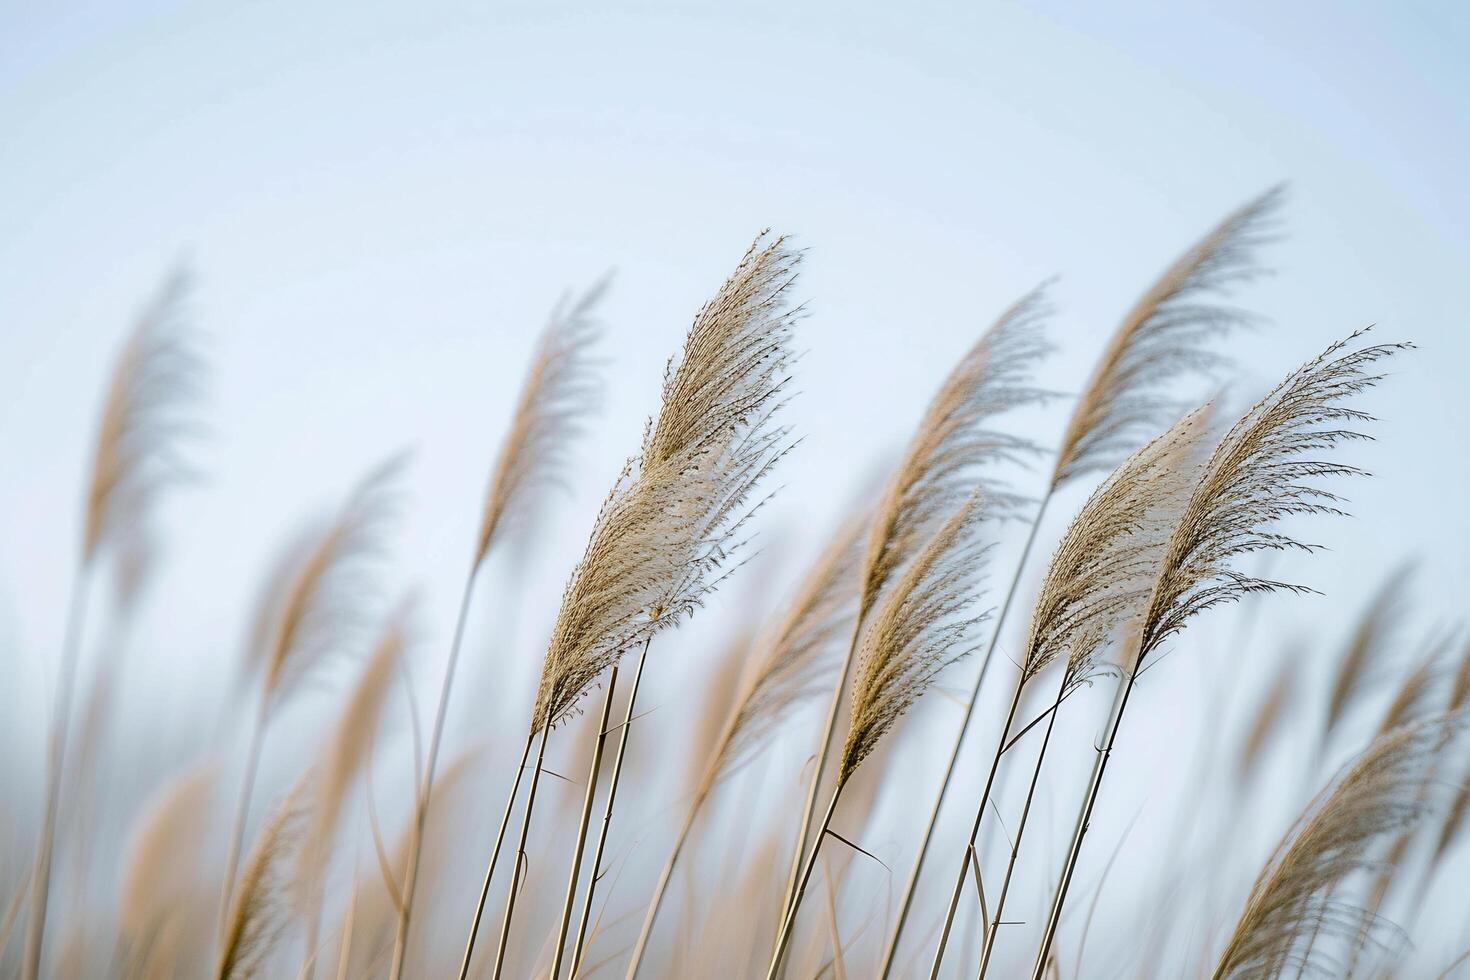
[1053,186,1282,488]
[840,491,993,786]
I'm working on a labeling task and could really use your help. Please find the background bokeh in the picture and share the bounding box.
[2,2,1467,976]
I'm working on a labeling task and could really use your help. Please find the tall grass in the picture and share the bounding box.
[7,206,1470,980]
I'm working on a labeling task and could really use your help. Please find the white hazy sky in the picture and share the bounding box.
[2,2,1468,971]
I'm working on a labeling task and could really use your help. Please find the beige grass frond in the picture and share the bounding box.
[531,233,798,731]
[861,285,1050,616]
[1375,635,1449,739]
[1023,407,1210,685]
[839,492,992,786]
[476,281,605,564]
[119,760,218,939]
[1325,564,1415,738]
[84,267,204,564]
[1238,658,1298,782]
[251,456,403,711]
[717,510,867,776]
[218,777,312,980]
[1137,330,1410,666]
[1212,714,1460,979]
[1052,186,1282,488]
[642,233,799,468]
[297,600,412,915]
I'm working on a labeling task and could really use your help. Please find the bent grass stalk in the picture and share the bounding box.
[388,563,479,979]
[876,496,1049,978]
[487,719,553,980]
[768,790,842,979]
[458,733,533,980]
[22,567,92,980]
[217,701,268,945]
[778,615,864,926]
[550,663,621,978]
[926,677,1025,979]
[568,640,653,976]
[977,673,1067,977]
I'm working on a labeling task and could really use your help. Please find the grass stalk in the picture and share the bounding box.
[549,664,621,979]
[927,677,1026,979]
[623,776,713,978]
[486,719,552,980]
[216,697,268,946]
[22,565,92,980]
[767,788,842,980]
[567,639,653,976]
[1029,669,1135,980]
[389,561,481,980]
[458,733,535,980]
[876,496,1049,978]
[778,615,864,926]
[977,673,1067,978]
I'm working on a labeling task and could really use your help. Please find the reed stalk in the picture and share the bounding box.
[458,733,534,980]
[217,701,268,945]
[1029,671,1130,980]
[567,640,652,976]
[389,563,479,980]
[778,616,863,924]
[549,664,621,978]
[623,775,712,978]
[876,495,1049,978]
[486,720,552,980]
[977,672,1067,977]
[767,790,842,979]
[926,679,1024,979]
[22,566,92,980]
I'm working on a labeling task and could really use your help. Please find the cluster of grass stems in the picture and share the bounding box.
[6,194,1470,980]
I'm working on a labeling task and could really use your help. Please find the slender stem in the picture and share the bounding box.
[780,614,865,928]
[978,673,1067,978]
[22,564,91,980]
[487,720,552,980]
[549,665,621,979]
[459,734,534,980]
[767,788,842,980]
[624,778,713,979]
[303,902,322,980]
[568,639,653,977]
[217,695,268,941]
[335,855,359,980]
[1030,667,1138,980]
[877,495,1050,978]
[928,675,1027,980]
[390,561,481,980]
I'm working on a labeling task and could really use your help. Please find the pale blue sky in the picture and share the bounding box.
[4,0,1465,667]
[1,2,1467,965]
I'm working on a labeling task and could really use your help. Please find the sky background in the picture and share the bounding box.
[1,1,1468,973]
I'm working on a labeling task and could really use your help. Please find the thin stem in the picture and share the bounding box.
[22,564,91,980]
[459,734,534,980]
[780,614,865,927]
[767,788,842,980]
[978,673,1067,978]
[217,697,268,945]
[549,664,621,979]
[877,495,1050,978]
[928,675,1027,980]
[390,561,481,980]
[568,639,653,977]
[335,857,359,980]
[624,778,713,979]
[487,720,552,980]
[1030,667,1138,980]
